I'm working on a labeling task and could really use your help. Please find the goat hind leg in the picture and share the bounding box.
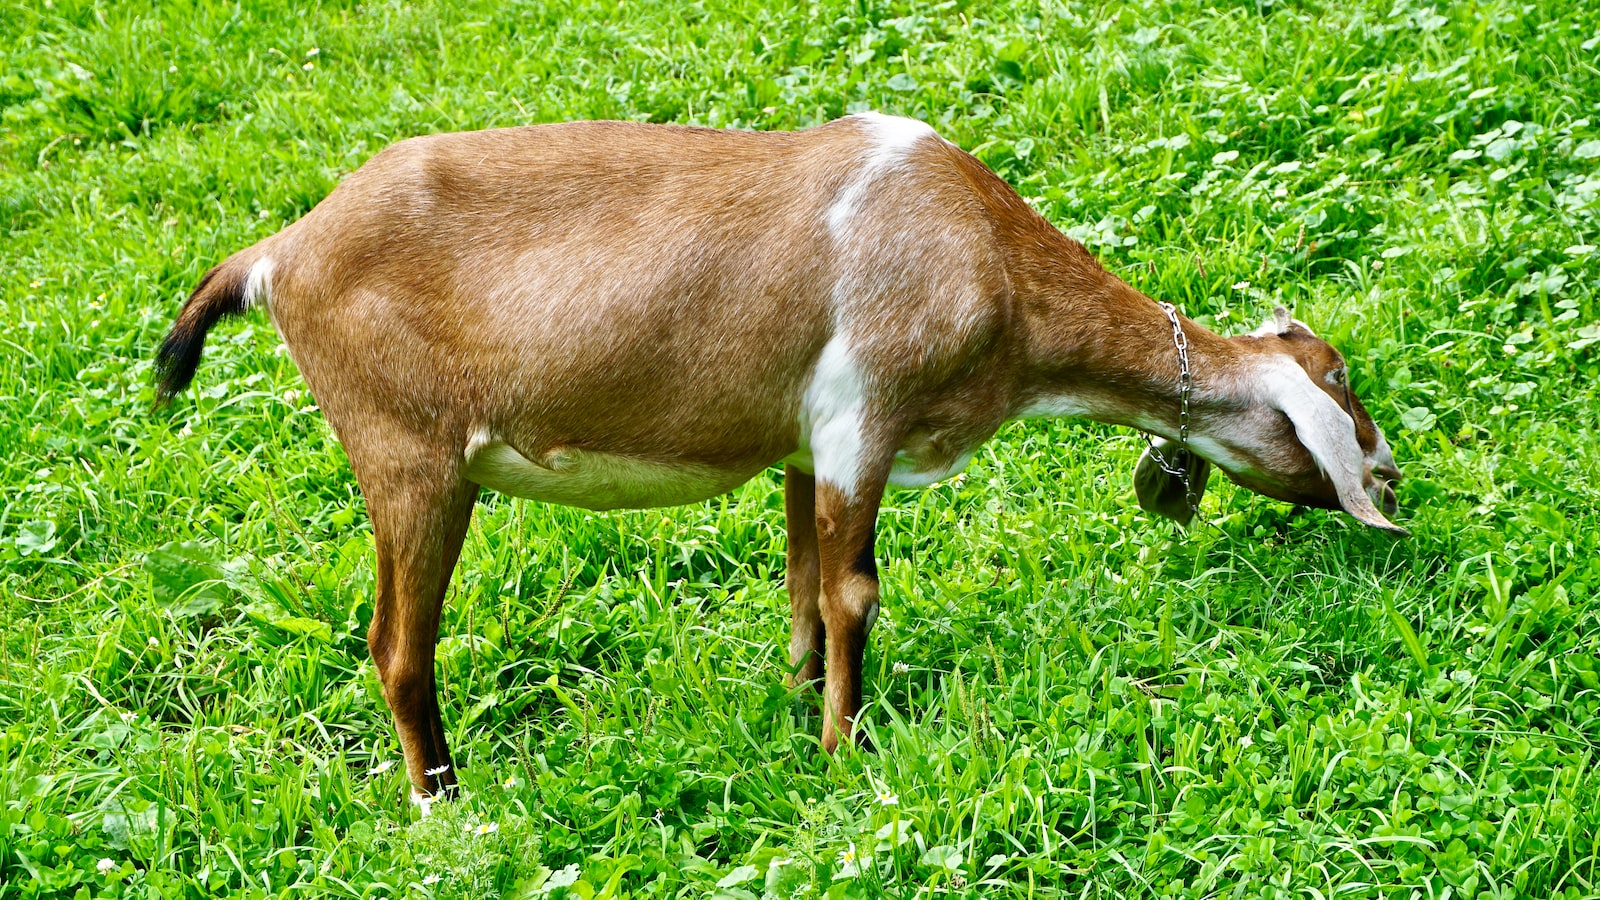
[423,481,478,789]
[362,460,478,800]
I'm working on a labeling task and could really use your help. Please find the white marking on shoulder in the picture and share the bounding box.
[243,258,275,308]
[851,112,939,166]
[827,113,940,238]
[785,332,868,497]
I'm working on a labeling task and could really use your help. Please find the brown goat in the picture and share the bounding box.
[157,114,1403,801]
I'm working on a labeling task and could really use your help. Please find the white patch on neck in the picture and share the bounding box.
[826,113,939,238]
[785,332,868,497]
[1178,434,1250,474]
[243,258,275,308]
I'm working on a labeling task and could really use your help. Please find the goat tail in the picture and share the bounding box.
[154,248,271,406]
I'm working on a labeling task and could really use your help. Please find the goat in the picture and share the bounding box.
[156,113,1404,800]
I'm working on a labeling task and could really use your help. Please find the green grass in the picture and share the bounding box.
[3,0,1599,896]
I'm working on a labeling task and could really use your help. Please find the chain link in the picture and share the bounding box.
[1141,302,1199,514]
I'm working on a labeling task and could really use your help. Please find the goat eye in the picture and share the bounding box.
[1327,368,1347,387]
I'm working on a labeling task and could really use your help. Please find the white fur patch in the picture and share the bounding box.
[786,333,868,497]
[826,113,938,238]
[854,112,939,166]
[1179,434,1251,475]
[462,429,743,510]
[243,258,275,308]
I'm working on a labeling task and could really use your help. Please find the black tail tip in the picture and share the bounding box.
[152,264,249,408]
[153,325,205,406]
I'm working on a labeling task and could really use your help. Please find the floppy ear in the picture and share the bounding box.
[1268,367,1407,535]
[1134,438,1212,528]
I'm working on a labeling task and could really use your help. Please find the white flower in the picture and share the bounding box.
[1231,280,1251,291]
[96,858,117,874]
[371,759,395,774]
[306,47,320,57]
[502,774,517,789]
[412,791,435,818]
[421,873,440,885]
[424,764,450,777]
[302,61,314,70]
[119,712,137,723]
[1239,735,1254,748]
[892,661,911,675]
[836,842,862,877]
[471,821,499,836]
[875,788,899,806]
[770,857,791,869]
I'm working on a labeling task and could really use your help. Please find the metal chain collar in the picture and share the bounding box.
[1141,302,1199,514]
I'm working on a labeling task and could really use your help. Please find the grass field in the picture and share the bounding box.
[4,0,1600,896]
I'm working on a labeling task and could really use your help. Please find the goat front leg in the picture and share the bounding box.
[813,468,888,753]
[359,453,479,801]
[785,465,825,688]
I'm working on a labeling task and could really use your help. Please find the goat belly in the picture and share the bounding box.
[461,439,754,511]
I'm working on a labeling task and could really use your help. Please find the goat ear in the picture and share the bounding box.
[1268,367,1408,535]
[1252,307,1297,337]
[1134,438,1212,528]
